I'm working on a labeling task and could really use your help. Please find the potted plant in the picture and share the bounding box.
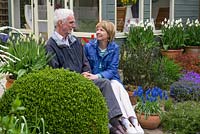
[133,86,168,129]
[160,18,185,59]
[0,33,53,88]
[184,18,200,55]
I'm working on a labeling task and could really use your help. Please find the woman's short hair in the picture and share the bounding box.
[96,20,116,41]
[54,9,74,27]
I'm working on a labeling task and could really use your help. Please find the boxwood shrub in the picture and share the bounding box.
[162,101,200,134]
[0,67,109,134]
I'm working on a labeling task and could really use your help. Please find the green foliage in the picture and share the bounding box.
[163,98,173,112]
[126,24,159,50]
[0,34,53,79]
[151,57,182,90]
[0,67,109,134]
[122,22,160,88]
[184,19,200,46]
[136,100,162,119]
[162,101,200,134]
[121,22,182,90]
[123,45,159,88]
[160,18,185,50]
[0,96,47,134]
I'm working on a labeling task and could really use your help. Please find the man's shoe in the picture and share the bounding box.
[115,124,126,134]
[110,126,123,134]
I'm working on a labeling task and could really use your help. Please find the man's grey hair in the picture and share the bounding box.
[54,9,74,27]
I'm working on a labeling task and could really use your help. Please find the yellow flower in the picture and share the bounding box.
[120,0,137,5]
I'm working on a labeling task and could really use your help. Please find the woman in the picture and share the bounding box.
[83,20,144,134]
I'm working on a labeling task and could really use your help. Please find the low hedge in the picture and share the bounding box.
[162,101,200,134]
[0,67,109,134]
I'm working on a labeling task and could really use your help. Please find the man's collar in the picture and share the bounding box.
[52,32,77,48]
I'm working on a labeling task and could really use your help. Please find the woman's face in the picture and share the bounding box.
[96,26,109,42]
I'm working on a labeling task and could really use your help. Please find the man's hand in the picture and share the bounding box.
[82,72,98,80]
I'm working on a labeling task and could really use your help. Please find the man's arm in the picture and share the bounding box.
[45,39,59,68]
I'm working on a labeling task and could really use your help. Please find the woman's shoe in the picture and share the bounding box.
[129,116,144,134]
[121,117,138,134]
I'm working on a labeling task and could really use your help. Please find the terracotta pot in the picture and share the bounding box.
[136,113,161,129]
[184,46,200,56]
[127,91,137,105]
[5,75,15,89]
[161,49,184,60]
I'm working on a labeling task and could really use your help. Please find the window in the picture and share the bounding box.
[73,0,99,32]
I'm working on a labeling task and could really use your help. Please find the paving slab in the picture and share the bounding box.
[144,128,163,134]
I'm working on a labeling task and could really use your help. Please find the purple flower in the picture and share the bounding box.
[0,33,9,43]
[180,71,200,84]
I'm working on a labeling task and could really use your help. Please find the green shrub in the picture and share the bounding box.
[122,22,160,88]
[162,101,200,134]
[0,67,109,134]
[152,57,182,90]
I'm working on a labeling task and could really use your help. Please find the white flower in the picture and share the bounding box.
[164,24,168,28]
[186,18,190,25]
[195,19,199,24]
[167,19,170,24]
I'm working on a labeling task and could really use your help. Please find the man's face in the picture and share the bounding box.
[61,15,76,36]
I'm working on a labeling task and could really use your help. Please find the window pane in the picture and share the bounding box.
[73,0,99,32]
[9,0,27,29]
[152,0,169,30]
[0,0,9,26]
[38,0,47,20]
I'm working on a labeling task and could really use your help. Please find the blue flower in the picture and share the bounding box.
[135,86,168,117]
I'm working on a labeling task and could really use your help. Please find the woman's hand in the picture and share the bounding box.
[82,72,98,80]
